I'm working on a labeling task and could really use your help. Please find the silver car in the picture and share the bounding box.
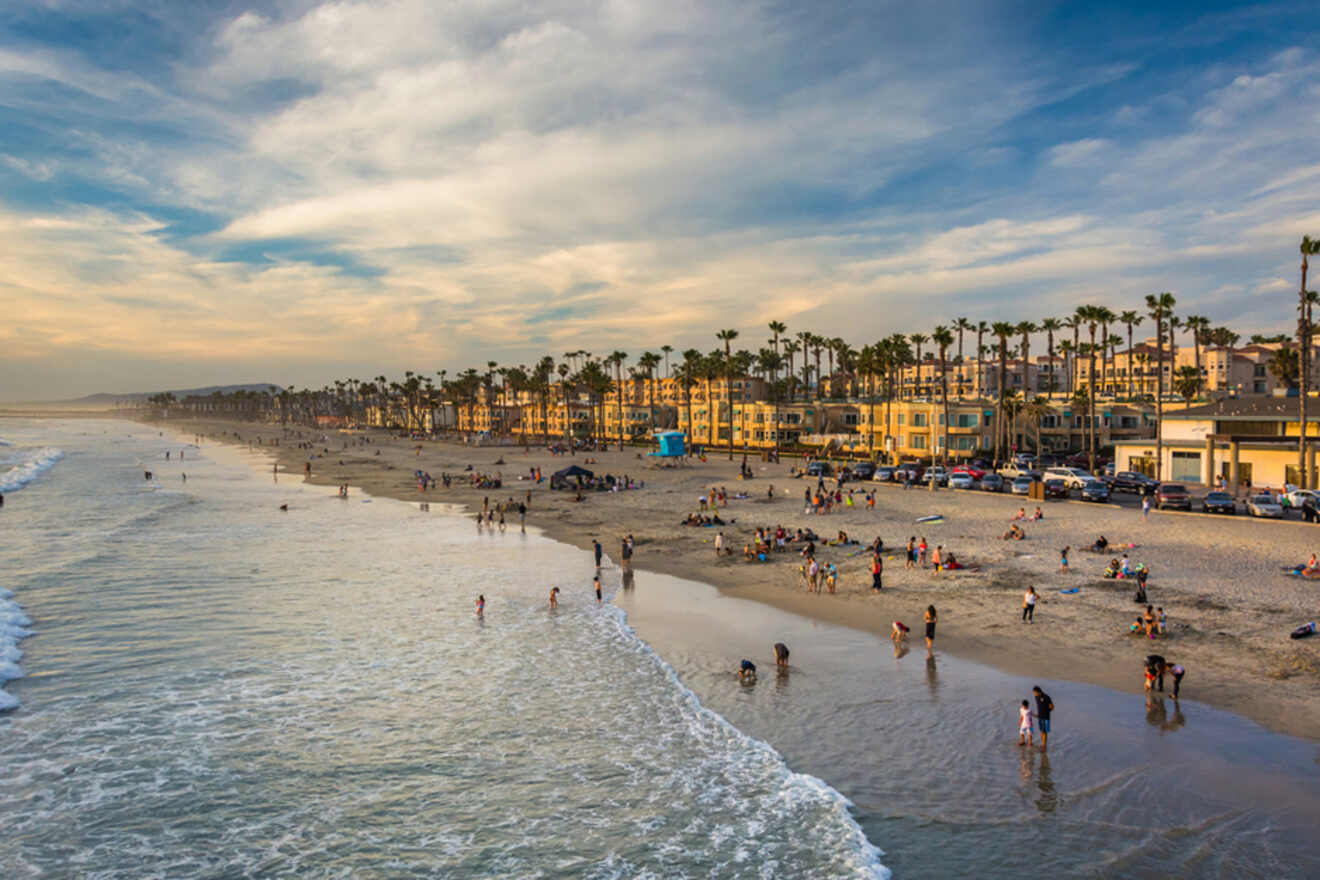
[947,472,975,490]
[1246,494,1284,518]
[1010,476,1033,495]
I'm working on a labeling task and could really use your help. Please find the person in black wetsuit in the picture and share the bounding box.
[1032,686,1054,749]
[593,539,603,567]
[738,659,757,682]
[1146,655,1167,692]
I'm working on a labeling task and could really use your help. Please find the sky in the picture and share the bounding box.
[2,0,1320,400]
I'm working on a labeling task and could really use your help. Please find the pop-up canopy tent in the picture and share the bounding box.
[550,464,595,489]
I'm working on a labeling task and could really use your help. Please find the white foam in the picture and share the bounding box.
[0,446,64,493]
[0,437,12,446]
[1,595,32,704]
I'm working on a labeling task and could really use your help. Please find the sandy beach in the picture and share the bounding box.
[155,416,1320,741]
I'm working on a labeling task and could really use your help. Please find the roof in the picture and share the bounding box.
[1164,397,1303,421]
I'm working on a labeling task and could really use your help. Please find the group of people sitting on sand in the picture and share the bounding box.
[682,512,731,526]
[1012,507,1044,521]
[1129,604,1168,639]
[1001,523,1026,540]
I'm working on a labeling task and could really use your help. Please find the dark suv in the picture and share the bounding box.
[1106,471,1157,494]
[805,461,834,477]
[1155,483,1191,510]
[849,461,877,480]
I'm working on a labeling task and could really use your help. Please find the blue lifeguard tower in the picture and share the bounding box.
[648,431,687,465]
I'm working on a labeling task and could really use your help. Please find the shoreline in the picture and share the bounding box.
[81,414,1320,741]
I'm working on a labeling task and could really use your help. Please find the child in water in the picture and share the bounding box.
[1018,700,1034,746]
[476,595,485,616]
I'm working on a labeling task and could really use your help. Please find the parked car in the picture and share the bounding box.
[1285,489,1319,509]
[947,472,976,490]
[1043,466,1092,489]
[1201,491,1236,514]
[1106,471,1157,494]
[1010,476,1033,495]
[850,461,877,480]
[805,461,834,477]
[979,473,1005,492]
[922,466,949,486]
[998,464,1032,479]
[1013,453,1036,466]
[1155,483,1192,510]
[1043,479,1070,499]
[873,466,897,483]
[951,464,986,480]
[1080,479,1110,502]
[1246,494,1284,518]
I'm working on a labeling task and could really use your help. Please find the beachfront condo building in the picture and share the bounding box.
[1113,397,1320,491]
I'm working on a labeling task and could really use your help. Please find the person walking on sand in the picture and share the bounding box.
[905,537,916,570]
[871,553,884,592]
[549,587,560,609]
[1032,686,1053,749]
[931,545,942,573]
[1018,699,1034,747]
[714,531,726,557]
[593,539,603,567]
[1022,586,1037,623]
[1059,546,1069,574]
[1142,494,1151,521]
[924,605,937,650]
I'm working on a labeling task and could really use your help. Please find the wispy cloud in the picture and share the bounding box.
[2,1,1320,399]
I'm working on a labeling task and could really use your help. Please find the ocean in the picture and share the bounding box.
[0,420,883,878]
[3,418,1320,878]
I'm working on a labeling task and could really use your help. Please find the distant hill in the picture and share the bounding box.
[64,384,285,404]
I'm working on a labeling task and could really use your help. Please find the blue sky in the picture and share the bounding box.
[2,0,1319,399]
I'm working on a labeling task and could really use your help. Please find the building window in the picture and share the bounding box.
[1171,450,1202,483]
[955,413,979,428]
[896,414,906,426]
[911,413,928,427]
[910,435,927,449]
[843,413,860,426]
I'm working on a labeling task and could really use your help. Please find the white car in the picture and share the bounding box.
[1043,466,1092,489]
[1285,489,1319,509]
[1246,495,1284,518]
[947,472,975,489]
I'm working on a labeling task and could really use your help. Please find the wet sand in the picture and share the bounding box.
[155,418,1320,741]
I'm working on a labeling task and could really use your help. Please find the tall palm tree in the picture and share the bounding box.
[991,322,1015,463]
[1299,236,1320,487]
[782,340,800,400]
[909,333,928,398]
[1016,321,1037,397]
[975,321,988,399]
[953,318,972,398]
[680,349,701,447]
[661,345,673,378]
[933,326,955,468]
[638,351,662,441]
[607,351,628,448]
[1119,310,1142,398]
[717,329,739,458]
[1145,292,1176,481]
[1065,314,1080,394]
[1094,307,1116,396]
[1040,317,1061,399]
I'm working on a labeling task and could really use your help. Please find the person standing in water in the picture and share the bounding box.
[1018,699,1034,747]
[774,643,790,668]
[476,595,485,616]
[593,575,602,604]
[924,605,938,650]
[1032,686,1053,749]
[549,587,559,609]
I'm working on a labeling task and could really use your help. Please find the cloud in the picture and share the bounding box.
[3,2,1320,399]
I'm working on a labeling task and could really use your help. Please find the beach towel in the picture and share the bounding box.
[1059,587,1081,594]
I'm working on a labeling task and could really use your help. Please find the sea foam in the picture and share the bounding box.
[0,593,32,709]
[0,446,64,493]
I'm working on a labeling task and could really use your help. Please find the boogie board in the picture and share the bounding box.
[1290,622,1317,640]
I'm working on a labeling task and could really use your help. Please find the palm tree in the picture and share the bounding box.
[1296,236,1320,488]
[1174,365,1202,404]
[717,329,739,458]
[1095,307,1116,396]
[607,351,628,448]
[1145,292,1176,481]
[638,351,662,441]
[1023,396,1050,460]
[1077,306,1105,472]
[909,333,928,398]
[1065,314,1080,394]
[953,318,972,398]
[661,345,673,378]
[975,321,988,399]
[933,326,955,468]
[1017,321,1037,396]
[680,349,701,447]
[991,322,1015,463]
[782,340,800,400]
[1119,310,1142,398]
[1040,318,1061,399]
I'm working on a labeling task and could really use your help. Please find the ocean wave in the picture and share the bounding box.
[0,592,32,710]
[601,604,891,878]
[0,437,13,445]
[0,446,64,493]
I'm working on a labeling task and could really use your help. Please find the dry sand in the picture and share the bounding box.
[165,418,1320,741]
